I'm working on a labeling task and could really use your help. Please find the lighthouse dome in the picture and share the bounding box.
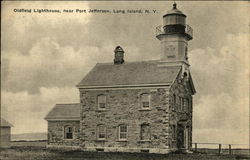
[163,3,186,27]
[163,3,186,17]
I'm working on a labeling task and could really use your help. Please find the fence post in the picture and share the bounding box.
[195,143,197,152]
[218,144,222,154]
[229,144,232,155]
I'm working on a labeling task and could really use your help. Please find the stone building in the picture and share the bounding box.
[45,3,196,153]
[45,104,81,147]
[0,118,13,148]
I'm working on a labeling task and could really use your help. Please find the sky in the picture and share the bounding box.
[1,1,249,146]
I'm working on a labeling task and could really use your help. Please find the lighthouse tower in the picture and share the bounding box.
[156,3,193,76]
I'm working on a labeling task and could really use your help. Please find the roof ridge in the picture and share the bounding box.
[96,60,159,65]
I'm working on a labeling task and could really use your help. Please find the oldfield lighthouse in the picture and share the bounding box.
[45,3,196,153]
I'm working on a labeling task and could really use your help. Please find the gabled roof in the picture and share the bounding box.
[77,60,182,88]
[1,118,13,127]
[45,103,80,121]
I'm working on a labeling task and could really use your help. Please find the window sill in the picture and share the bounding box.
[138,109,151,111]
[95,109,109,112]
[138,140,151,142]
[116,140,128,142]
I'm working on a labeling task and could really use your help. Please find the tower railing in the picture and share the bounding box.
[156,24,193,40]
[156,25,164,37]
[185,24,193,39]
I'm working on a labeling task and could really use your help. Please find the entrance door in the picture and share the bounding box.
[177,125,184,149]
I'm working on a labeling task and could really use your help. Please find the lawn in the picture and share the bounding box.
[0,147,246,160]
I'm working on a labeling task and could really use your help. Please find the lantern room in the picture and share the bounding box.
[156,3,193,41]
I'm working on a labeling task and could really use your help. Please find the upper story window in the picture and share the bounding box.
[64,126,73,139]
[173,94,176,111]
[97,95,107,110]
[118,124,128,141]
[178,96,181,111]
[184,98,187,112]
[97,124,106,140]
[186,98,190,112]
[140,124,150,141]
[182,97,185,111]
[140,93,150,109]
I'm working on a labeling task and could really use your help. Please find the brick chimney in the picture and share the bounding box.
[114,46,125,64]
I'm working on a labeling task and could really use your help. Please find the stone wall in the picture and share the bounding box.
[79,87,172,151]
[47,121,80,146]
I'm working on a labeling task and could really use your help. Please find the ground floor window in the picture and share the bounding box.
[97,124,106,140]
[172,125,176,140]
[119,124,128,140]
[64,126,73,139]
[140,124,150,140]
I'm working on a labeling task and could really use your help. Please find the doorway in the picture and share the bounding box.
[177,125,184,149]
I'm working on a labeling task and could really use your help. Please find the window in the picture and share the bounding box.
[172,125,176,140]
[97,95,106,109]
[186,98,190,112]
[173,94,176,111]
[185,47,188,60]
[97,125,106,140]
[140,124,150,140]
[179,97,185,112]
[178,96,181,111]
[182,97,185,111]
[183,98,186,112]
[64,126,73,139]
[140,93,150,109]
[119,125,128,140]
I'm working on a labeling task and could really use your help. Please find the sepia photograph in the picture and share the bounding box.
[1,1,249,159]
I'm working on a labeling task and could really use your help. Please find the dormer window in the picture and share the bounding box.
[140,93,150,109]
[97,95,106,110]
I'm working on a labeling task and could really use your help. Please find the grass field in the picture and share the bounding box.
[0,147,238,160]
[1,147,249,160]
[0,141,248,160]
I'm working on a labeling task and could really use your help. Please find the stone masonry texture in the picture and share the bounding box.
[168,73,193,149]
[79,87,172,150]
[47,121,80,146]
